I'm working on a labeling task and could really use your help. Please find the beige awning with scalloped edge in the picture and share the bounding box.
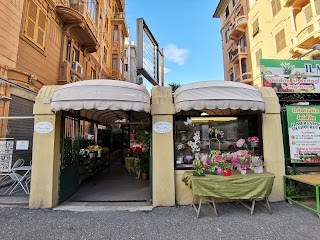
[174,81,265,113]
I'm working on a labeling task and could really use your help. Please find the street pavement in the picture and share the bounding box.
[0,201,319,240]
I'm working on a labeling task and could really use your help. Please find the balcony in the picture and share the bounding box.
[229,16,248,40]
[283,0,309,9]
[235,72,252,85]
[289,15,320,56]
[115,0,125,12]
[229,45,248,63]
[58,61,84,85]
[55,0,99,53]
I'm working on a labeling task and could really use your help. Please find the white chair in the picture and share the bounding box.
[25,176,31,194]
[4,173,29,195]
[0,159,24,182]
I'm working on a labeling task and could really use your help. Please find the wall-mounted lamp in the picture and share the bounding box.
[0,96,11,102]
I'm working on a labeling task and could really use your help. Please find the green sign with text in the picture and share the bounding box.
[286,105,320,163]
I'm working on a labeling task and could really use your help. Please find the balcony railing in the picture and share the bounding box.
[229,16,247,40]
[235,72,252,84]
[229,45,247,62]
[55,0,84,14]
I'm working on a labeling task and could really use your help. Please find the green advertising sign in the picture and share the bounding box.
[286,105,320,163]
[260,59,320,93]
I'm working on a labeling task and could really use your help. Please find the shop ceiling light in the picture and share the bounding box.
[191,117,238,122]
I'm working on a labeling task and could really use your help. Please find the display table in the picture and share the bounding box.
[125,157,140,177]
[284,174,320,217]
[182,171,275,217]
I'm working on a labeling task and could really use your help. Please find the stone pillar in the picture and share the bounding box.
[151,86,175,206]
[256,87,285,201]
[29,86,61,208]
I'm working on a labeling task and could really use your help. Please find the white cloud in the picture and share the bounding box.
[164,67,171,74]
[164,44,189,66]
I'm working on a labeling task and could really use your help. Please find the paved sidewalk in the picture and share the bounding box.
[0,202,319,240]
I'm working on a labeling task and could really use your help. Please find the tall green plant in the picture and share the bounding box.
[168,82,181,93]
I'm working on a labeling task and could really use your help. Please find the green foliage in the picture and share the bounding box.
[168,82,181,93]
[286,184,300,196]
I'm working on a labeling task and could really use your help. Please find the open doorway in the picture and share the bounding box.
[58,111,151,207]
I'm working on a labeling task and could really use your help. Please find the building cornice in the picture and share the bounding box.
[213,0,228,18]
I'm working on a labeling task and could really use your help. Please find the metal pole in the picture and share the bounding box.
[160,48,164,86]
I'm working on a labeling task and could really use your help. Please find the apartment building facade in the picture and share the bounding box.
[0,0,128,139]
[213,0,253,85]
[214,0,320,86]
[124,37,138,84]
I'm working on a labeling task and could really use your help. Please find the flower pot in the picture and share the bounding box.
[253,166,263,174]
[97,150,101,158]
[217,167,223,175]
[89,152,95,159]
[223,170,232,176]
[130,133,136,141]
[241,169,247,175]
[176,156,183,164]
[141,172,149,180]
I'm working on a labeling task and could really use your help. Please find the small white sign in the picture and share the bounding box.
[16,140,29,150]
[34,121,54,134]
[153,121,172,134]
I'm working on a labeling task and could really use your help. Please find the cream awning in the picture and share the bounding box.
[174,81,265,113]
[51,80,150,123]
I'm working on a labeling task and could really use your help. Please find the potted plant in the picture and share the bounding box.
[138,150,149,180]
[193,159,206,176]
[231,150,251,175]
[251,156,264,174]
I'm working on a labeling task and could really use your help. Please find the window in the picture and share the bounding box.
[225,6,230,19]
[120,59,123,74]
[255,49,262,67]
[241,60,247,74]
[275,29,286,53]
[225,31,228,43]
[316,0,320,15]
[103,46,107,63]
[252,18,259,38]
[66,40,71,61]
[91,68,96,79]
[232,0,237,7]
[271,0,281,16]
[24,0,47,49]
[174,116,262,170]
[72,47,79,62]
[230,72,234,81]
[125,64,128,72]
[87,0,97,23]
[305,5,313,23]
[112,54,118,70]
[113,25,118,42]
[228,49,233,62]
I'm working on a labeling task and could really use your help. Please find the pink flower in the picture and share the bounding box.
[214,154,223,162]
[248,136,259,143]
[236,139,245,148]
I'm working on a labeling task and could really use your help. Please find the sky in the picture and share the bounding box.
[125,0,223,91]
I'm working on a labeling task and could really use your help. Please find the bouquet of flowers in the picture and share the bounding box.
[232,150,251,170]
[236,136,259,155]
[127,145,143,157]
[187,131,201,154]
[87,145,102,152]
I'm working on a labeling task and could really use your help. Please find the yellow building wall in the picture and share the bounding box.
[248,1,294,86]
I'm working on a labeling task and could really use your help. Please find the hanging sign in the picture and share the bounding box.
[260,59,320,93]
[286,106,320,163]
[153,121,172,134]
[34,121,54,134]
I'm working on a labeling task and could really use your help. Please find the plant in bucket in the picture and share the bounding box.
[231,150,251,175]
[214,153,233,176]
[236,136,259,155]
[193,159,206,176]
[251,156,264,174]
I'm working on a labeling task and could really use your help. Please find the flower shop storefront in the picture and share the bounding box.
[29,80,151,208]
[170,81,286,208]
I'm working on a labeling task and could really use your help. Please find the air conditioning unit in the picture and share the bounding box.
[72,61,83,75]
[136,76,143,85]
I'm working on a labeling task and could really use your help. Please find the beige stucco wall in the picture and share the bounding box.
[151,86,176,206]
[29,86,60,208]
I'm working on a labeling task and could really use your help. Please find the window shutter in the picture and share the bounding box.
[305,5,313,23]
[255,49,262,67]
[37,9,46,47]
[316,0,320,15]
[25,0,37,39]
[275,29,286,53]
[86,61,91,79]
[252,19,259,37]
[272,0,281,16]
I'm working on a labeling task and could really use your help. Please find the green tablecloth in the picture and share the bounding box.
[182,171,275,199]
[125,157,140,175]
